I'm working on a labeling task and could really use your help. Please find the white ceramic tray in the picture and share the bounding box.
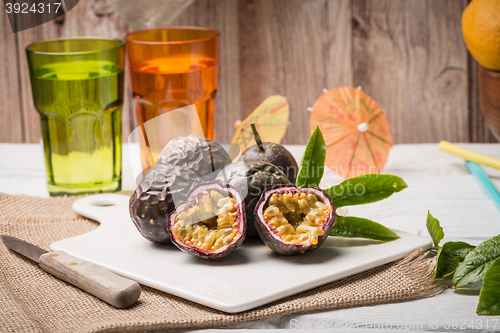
[50,194,431,313]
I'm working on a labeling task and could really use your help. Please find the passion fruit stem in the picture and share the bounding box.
[250,122,264,152]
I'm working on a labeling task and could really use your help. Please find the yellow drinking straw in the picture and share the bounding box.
[439,141,500,171]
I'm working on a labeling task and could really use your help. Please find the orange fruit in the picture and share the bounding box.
[462,0,500,71]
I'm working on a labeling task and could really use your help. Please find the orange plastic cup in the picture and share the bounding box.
[126,27,220,169]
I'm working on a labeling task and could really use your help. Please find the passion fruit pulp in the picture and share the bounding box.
[216,160,290,238]
[254,185,335,255]
[168,181,246,259]
[129,164,198,244]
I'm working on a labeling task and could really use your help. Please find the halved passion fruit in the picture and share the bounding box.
[168,181,246,259]
[254,185,336,255]
[216,160,290,238]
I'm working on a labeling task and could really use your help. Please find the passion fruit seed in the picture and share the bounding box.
[264,192,331,245]
[172,191,240,253]
[216,160,291,238]
[254,185,335,256]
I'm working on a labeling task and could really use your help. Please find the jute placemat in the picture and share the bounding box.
[0,193,445,333]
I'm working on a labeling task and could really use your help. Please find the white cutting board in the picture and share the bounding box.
[50,193,431,313]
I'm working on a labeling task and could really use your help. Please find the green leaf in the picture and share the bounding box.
[329,214,400,242]
[296,126,326,188]
[477,257,500,315]
[325,174,407,208]
[426,211,444,247]
[453,234,500,288]
[434,242,475,279]
[441,241,476,260]
[434,247,459,280]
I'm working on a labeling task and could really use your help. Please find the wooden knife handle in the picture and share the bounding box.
[39,251,141,308]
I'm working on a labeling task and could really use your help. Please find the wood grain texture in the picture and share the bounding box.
[7,0,129,143]
[351,0,408,142]
[351,0,468,144]
[324,0,352,89]
[469,57,496,143]
[479,66,500,141]
[39,250,141,308]
[0,9,23,143]
[171,0,240,142]
[0,0,494,144]
[107,0,194,32]
[239,0,327,145]
[427,0,469,141]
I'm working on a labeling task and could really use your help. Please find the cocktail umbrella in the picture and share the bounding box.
[230,95,289,158]
[310,87,392,178]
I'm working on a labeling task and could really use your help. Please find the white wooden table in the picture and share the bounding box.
[1,143,500,332]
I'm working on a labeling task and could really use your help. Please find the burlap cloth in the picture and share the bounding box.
[0,193,445,333]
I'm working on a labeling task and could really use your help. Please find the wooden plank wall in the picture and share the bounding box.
[0,0,495,144]
[0,0,129,143]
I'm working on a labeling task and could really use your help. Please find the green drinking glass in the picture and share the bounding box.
[26,38,125,196]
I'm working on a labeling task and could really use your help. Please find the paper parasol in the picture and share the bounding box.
[230,95,289,155]
[309,87,392,178]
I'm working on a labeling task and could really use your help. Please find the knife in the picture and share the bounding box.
[1,234,141,308]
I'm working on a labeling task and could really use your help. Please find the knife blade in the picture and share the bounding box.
[1,234,141,308]
[1,234,47,262]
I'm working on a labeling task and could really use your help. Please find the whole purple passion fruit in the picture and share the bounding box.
[241,123,299,183]
[216,160,291,238]
[242,142,299,183]
[168,181,246,259]
[254,185,336,255]
[156,135,232,180]
[129,164,199,244]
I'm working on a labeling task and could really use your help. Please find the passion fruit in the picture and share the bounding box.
[129,164,199,243]
[241,123,299,182]
[242,142,299,183]
[156,135,232,180]
[216,160,291,238]
[254,185,336,255]
[168,181,246,259]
